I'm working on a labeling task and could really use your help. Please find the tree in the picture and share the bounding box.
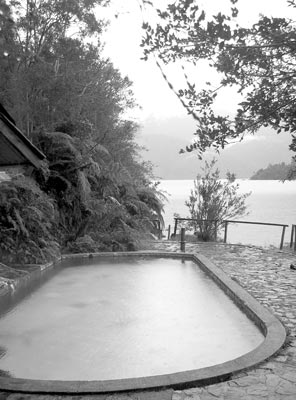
[0,0,165,263]
[185,159,250,241]
[140,0,296,172]
[0,0,109,136]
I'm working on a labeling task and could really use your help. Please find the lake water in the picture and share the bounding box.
[159,180,296,248]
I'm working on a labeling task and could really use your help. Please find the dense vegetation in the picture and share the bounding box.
[140,0,296,173]
[250,162,296,180]
[0,0,164,264]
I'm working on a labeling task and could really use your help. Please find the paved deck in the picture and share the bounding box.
[0,242,296,399]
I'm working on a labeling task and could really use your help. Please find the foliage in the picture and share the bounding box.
[65,235,102,253]
[0,176,60,264]
[250,162,296,180]
[34,130,93,243]
[0,0,164,263]
[140,0,296,172]
[83,173,165,252]
[185,159,251,241]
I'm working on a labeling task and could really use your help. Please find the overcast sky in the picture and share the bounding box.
[99,0,295,178]
[100,0,292,121]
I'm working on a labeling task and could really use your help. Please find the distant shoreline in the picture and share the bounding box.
[157,178,290,181]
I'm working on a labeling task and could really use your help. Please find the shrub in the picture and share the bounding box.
[186,159,251,241]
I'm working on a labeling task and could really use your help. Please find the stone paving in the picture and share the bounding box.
[152,241,296,400]
[0,242,296,399]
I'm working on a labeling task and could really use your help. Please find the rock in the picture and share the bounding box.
[233,376,263,387]
[275,380,296,395]
[246,383,269,397]
[265,374,281,387]
[172,391,184,400]
[207,385,225,397]
[281,371,296,382]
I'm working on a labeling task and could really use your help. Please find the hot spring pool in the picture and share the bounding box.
[0,252,286,393]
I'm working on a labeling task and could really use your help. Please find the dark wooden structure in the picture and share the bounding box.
[0,103,45,174]
[290,224,296,251]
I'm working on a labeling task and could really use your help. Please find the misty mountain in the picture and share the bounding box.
[137,116,293,179]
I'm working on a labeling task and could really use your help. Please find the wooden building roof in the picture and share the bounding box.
[0,104,45,169]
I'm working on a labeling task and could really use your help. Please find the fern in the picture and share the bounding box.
[0,176,59,264]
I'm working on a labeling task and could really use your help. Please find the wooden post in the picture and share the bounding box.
[294,226,296,252]
[167,224,171,240]
[214,220,218,242]
[290,224,294,248]
[180,228,186,252]
[223,221,228,243]
[280,225,286,250]
[173,218,178,236]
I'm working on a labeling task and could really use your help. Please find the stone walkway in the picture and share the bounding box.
[152,241,296,400]
[0,242,296,399]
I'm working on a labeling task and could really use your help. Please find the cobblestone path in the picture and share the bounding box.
[0,242,296,399]
[152,241,296,400]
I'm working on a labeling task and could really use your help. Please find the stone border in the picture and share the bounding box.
[0,251,286,394]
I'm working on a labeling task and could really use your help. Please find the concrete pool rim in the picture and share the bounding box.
[0,250,287,394]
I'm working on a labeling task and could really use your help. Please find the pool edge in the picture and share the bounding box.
[0,250,287,393]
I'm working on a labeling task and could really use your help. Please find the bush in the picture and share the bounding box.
[185,159,251,241]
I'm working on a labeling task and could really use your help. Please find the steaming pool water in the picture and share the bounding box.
[0,255,265,383]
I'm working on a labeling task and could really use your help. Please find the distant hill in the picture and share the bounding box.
[250,162,294,180]
[138,116,293,179]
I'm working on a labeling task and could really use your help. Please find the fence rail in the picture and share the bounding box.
[172,217,289,250]
[223,220,288,250]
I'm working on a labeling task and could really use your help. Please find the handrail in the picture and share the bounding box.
[173,217,289,250]
[224,220,288,228]
[223,220,288,250]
